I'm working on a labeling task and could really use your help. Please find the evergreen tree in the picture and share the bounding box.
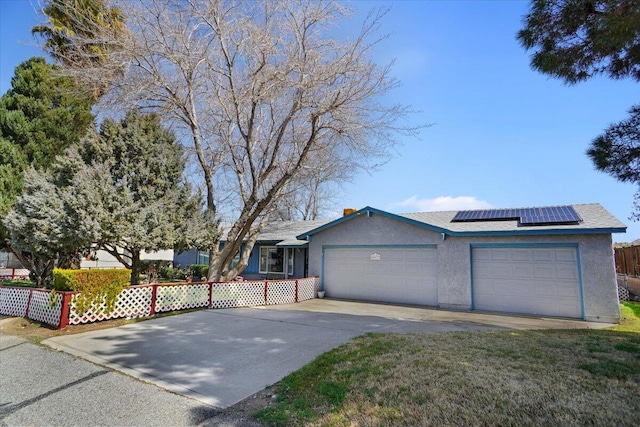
[518,0,640,216]
[52,110,213,285]
[0,57,93,260]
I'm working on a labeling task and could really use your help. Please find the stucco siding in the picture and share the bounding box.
[293,247,306,278]
[308,213,620,322]
[173,249,197,269]
[440,234,619,321]
[307,213,441,279]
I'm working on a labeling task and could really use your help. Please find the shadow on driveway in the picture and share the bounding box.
[44,300,598,409]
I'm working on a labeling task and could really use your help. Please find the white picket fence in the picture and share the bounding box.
[0,277,320,328]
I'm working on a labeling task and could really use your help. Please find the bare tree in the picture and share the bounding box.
[272,155,349,221]
[40,0,418,281]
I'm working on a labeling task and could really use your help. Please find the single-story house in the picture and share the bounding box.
[295,204,625,323]
[0,251,23,269]
[174,220,329,280]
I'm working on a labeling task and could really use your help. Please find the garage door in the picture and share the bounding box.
[323,246,437,306]
[472,246,582,318]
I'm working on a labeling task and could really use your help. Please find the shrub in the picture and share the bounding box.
[139,259,172,281]
[52,268,130,315]
[159,267,187,281]
[188,264,209,280]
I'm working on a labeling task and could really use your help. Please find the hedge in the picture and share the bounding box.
[188,264,209,280]
[52,268,131,315]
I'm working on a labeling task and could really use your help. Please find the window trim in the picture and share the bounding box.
[259,246,293,275]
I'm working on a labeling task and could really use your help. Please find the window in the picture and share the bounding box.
[259,247,293,275]
[197,250,210,265]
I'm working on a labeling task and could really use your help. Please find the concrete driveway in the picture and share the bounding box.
[43,299,611,409]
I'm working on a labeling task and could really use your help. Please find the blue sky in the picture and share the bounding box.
[1,0,636,242]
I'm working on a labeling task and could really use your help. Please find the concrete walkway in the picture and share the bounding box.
[42,299,612,410]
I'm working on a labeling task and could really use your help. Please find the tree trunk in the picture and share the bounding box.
[57,252,82,269]
[130,249,141,285]
[11,249,55,288]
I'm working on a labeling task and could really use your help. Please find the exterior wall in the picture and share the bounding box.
[141,249,174,261]
[80,250,126,269]
[293,247,307,278]
[308,213,620,322]
[307,213,440,278]
[245,246,260,274]
[173,249,197,269]
[437,233,619,322]
[0,252,24,269]
[243,244,306,279]
[176,244,307,279]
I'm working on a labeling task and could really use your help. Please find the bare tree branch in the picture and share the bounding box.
[46,0,421,281]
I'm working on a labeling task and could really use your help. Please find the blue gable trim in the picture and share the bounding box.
[295,206,625,239]
[296,206,451,239]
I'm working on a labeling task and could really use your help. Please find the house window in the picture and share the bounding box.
[259,247,293,275]
[197,250,210,265]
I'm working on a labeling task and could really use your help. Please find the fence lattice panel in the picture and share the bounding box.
[211,281,265,308]
[0,268,30,280]
[266,280,296,305]
[155,284,209,312]
[69,286,152,325]
[27,290,62,326]
[0,287,31,316]
[298,277,319,301]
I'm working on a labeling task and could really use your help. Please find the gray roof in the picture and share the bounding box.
[226,220,329,245]
[296,203,626,239]
[400,203,626,234]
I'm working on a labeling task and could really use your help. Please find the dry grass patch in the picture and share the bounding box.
[256,329,640,426]
[0,309,202,344]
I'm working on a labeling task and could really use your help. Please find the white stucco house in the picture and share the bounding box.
[80,249,174,269]
[296,204,625,323]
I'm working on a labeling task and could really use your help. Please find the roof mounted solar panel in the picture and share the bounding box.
[452,206,582,226]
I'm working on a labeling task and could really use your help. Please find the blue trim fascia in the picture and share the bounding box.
[320,243,438,291]
[296,206,451,239]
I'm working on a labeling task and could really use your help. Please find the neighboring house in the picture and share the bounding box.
[0,251,24,269]
[174,220,329,280]
[80,248,174,269]
[297,204,625,323]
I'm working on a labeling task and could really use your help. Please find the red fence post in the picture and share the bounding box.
[149,284,158,316]
[12,268,15,280]
[58,292,72,330]
[208,282,213,309]
[24,289,33,317]
[295,279,299,303]
[264,280,268,305]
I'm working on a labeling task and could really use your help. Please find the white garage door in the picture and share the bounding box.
[472,246,582,318]
[323,246,438,306]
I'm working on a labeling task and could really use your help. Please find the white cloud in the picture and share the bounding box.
[393,196,493,212]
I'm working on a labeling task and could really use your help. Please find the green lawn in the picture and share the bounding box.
[256,302,640,427]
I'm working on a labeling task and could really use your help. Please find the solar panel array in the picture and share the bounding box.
[452,206,582,226]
